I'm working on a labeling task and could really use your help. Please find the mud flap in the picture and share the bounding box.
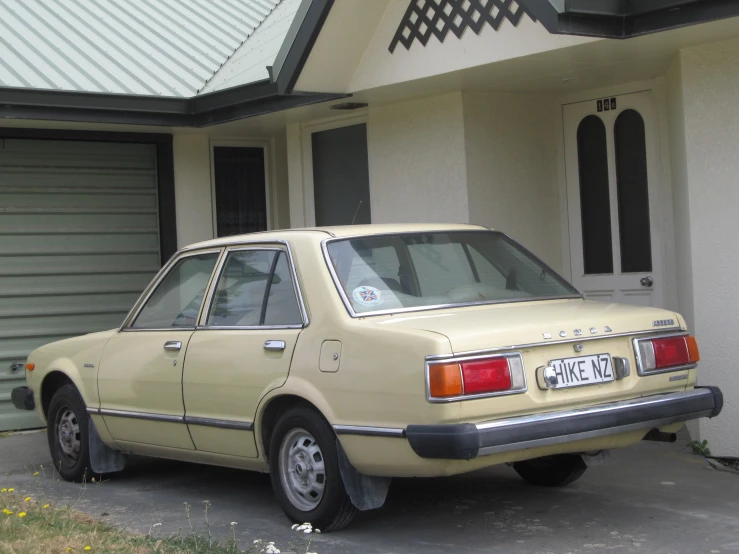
[88,416,127,474]
[336,440,391,511]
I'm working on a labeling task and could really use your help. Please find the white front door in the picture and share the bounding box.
[563,91,663,307]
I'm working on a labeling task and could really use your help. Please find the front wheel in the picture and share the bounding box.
[512,454,587,487]
[269,406,356,532]
[47,385,93,482]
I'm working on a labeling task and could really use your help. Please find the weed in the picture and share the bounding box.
[689,439,711,457]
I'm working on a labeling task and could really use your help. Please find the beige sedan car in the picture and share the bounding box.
[13,224,722,531]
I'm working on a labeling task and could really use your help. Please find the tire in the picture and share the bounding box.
[512,454,587,487]
[47,385,93,482]
[269,406,356,532]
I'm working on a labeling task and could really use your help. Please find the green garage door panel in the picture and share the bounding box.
[0,139,161,431]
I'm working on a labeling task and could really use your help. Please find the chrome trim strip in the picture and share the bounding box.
[425,352,528,403]
[178,230,336,253]
[475,389,712,431]
[477,411,710,456]
[333,425,406,438]
[425,328,683,361]
[98,408,184,424]
[632,332,697,376]
[86,407,101,415]
[120,248,224,330]
[196,325,304,331]
[320,230,582,319]
[185,416,254,431]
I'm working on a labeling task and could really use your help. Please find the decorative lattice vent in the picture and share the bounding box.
[389,0,536,53]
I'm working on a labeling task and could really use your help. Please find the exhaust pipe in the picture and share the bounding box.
[643,429,677,443]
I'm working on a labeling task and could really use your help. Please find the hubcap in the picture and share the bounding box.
[56,407,81,464]
[278,428,326,512]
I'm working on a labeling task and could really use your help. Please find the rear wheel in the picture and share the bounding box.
[269,406,356,532]
[47,385,93,482]
[512,454,587,487]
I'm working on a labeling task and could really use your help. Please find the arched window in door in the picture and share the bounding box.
[577,115,613,274]
[614,109,652,273]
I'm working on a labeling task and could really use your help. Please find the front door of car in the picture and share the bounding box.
[97,250,222,450]
[563,91,664,307]
[183,247,305,457]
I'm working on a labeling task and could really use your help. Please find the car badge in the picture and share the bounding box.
[574,329,582,336]
[653,319,675,327]
[604,326,613,332]
[559,330,567,337]
[590,327,597,334]
[542,332,552,339]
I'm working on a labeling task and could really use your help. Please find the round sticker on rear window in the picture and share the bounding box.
[352,285,382,307]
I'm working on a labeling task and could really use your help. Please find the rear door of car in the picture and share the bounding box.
[182,245,306,457]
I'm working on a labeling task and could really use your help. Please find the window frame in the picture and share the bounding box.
[198,244,308,330]
[322,230,583,319]
[120,248,224,332]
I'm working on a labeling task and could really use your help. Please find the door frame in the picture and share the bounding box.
[209,139,274,237]
[555,79,677,308]
[299,112,369,227]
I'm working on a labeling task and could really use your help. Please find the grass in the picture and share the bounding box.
[0,488,314,554]
[0,491,245,554]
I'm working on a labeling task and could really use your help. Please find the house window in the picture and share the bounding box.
[576,115,614,275]
[311,124,371,226]
[213,146,267,237]
[614,109,652,273]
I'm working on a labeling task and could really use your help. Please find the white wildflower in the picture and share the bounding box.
[231,521,237,526]
[265,545,281,554]
[152,523,162,528]
[291,524,299,530]
[296,522,313,532]
[304,529,313,534]
[253,539,261,544]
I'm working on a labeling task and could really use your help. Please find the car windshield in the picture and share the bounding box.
[325,231,580,315]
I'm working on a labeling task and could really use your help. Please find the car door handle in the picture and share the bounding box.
[264,340,286,351]
[163,341,182,351]
[9,362,23,372]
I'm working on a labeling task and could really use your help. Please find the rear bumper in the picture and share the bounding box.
[406,386,723,460]
[11,386,35,411]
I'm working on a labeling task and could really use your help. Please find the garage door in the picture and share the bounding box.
[0,139,161,431]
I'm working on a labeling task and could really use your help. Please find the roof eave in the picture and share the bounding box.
[0,79,347,128]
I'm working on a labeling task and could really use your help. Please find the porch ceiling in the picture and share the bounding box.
[343,14,739,102]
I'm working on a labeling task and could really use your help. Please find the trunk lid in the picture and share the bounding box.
[373,298,678,352]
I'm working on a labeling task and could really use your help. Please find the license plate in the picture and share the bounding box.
[548,354,614,389]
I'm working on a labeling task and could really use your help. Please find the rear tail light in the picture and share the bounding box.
[635,334,699,375]
[427,354,526,400]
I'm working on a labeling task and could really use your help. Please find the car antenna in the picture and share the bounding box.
[351,200,363,225]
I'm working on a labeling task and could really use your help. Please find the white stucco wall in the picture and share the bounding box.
[463,92,562,271]
[173,134,214,248]
[668,38,739,455]
[367,92,469,224]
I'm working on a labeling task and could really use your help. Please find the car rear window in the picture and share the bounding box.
[325,231,580,315]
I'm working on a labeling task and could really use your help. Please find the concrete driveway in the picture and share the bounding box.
[1,430,738,554]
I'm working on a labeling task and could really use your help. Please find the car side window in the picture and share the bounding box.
[132,253,219,329]
[207,250,302,327]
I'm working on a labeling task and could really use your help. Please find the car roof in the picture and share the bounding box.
[180,223,492,252]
